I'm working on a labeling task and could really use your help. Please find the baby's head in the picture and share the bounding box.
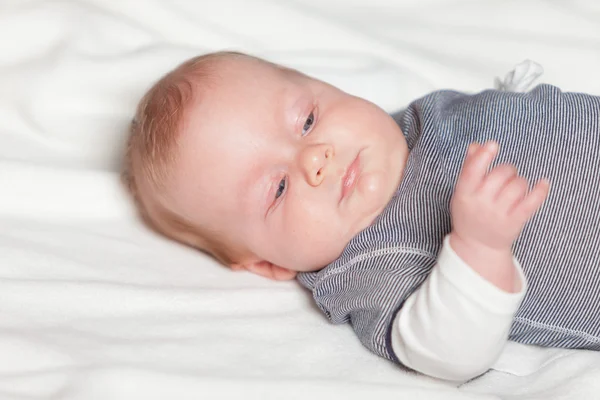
[123,51,407,280]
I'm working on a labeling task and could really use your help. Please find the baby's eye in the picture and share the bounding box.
[275,177,286,199]
[302,111,315,136]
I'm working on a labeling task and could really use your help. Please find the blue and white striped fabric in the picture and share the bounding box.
[297,84,600,366]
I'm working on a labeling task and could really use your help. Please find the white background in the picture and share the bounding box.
[1,1,599,399]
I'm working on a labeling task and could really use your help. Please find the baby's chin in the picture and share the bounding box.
[288,244,347,273]
[296,264,328,273]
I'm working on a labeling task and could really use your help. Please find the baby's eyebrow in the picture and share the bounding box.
[239,162,270,216]
[279,87,300,132]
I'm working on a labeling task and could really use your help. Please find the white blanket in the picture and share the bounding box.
[2,0,600,399]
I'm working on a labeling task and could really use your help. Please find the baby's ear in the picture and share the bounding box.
[231,260,297,281]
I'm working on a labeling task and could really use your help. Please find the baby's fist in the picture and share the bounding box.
[451,141,550,251]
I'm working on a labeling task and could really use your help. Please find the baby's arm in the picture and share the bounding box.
[391,141,550,382]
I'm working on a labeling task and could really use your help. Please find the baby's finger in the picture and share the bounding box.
[497,175,528,211]
[481,164,518,198]
[510,179,551,223]
[466,142,480,157]
[457,141,499,194]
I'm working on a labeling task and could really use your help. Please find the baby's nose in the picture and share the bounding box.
[300,144,334,186]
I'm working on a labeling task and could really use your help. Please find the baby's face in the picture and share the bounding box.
[167,57,408,274]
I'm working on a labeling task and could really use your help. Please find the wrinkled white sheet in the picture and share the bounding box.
[1,0,600,399]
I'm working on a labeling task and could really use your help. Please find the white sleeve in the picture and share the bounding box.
[390,236,527,382]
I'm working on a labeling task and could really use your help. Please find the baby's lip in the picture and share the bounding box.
[339,152,361,203]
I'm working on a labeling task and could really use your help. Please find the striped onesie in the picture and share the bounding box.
[297,84,600,379]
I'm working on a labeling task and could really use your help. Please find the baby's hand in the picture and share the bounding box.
[451,141,550,251]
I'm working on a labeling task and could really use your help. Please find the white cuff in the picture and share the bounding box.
[390,236,527,381]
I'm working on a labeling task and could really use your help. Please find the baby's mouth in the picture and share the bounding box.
[339,152,361,203]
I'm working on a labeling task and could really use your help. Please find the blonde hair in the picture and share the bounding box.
[122,51,251,266]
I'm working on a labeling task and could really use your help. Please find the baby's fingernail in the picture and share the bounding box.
[485,141,499,156]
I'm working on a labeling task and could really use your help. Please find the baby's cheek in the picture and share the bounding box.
[300,224,342,265]
[358,171,385,201]
[304,240,344,271]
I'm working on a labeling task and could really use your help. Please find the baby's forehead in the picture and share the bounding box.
[202,56,307,95]
[171,64,307,200]
[184,63,307,128]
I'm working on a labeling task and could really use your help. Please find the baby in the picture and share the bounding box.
[123,51,600,382]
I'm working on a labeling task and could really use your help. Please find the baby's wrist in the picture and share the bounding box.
[449,233,512,257]
[448,233,519,293]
